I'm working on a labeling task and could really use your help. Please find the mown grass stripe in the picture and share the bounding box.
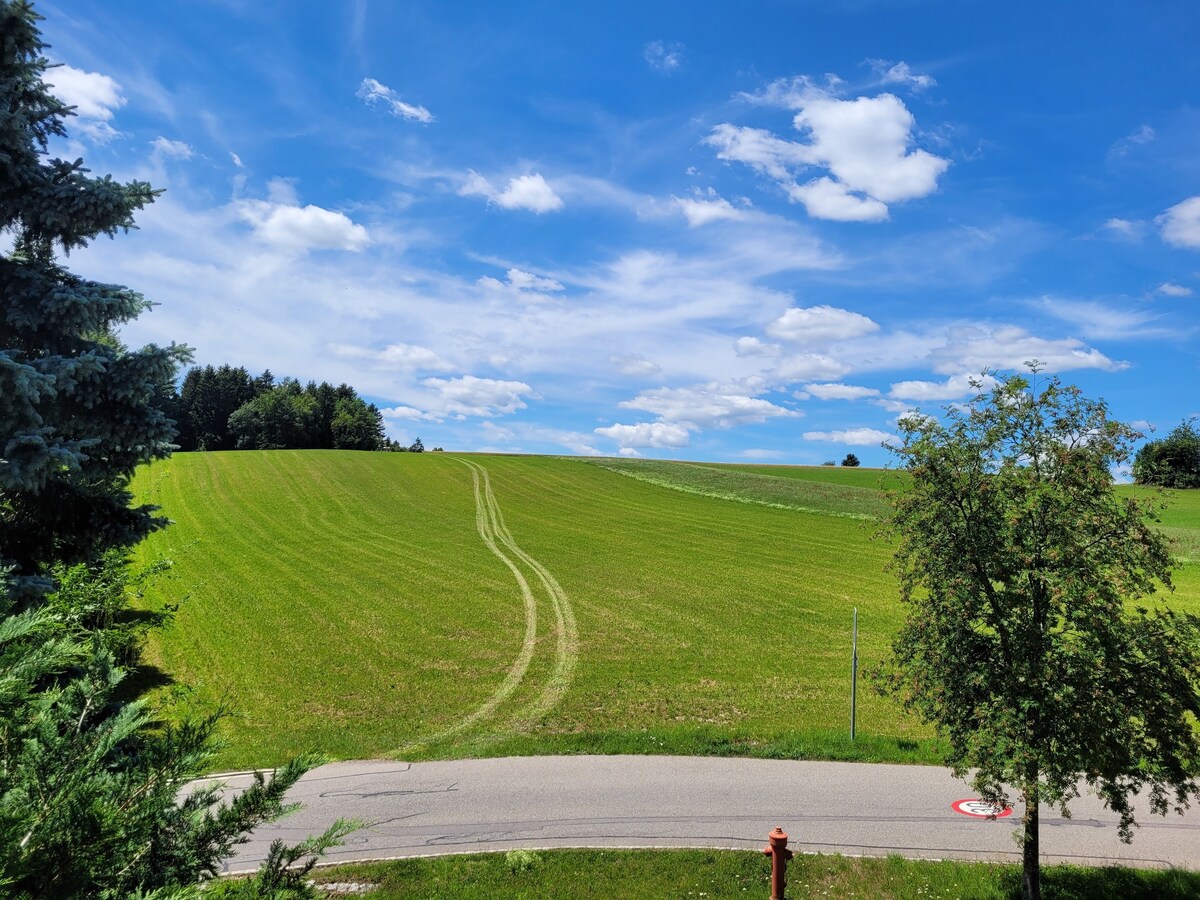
[471,460,579,729]
[130,451,1198,769]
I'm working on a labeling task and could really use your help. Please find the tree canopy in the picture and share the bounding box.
[0,3,342,894]
[877,369,1200,900]
[1133,420,1200,489]
[173,365,388,452]
[0,4,188,602]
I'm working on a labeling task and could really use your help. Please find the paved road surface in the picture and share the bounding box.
[201,756,1200,875]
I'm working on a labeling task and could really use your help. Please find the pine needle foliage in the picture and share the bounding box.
[0,0,191,603]
[0,4,347,896]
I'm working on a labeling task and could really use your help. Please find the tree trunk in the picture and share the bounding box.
[1022,783,1040,900]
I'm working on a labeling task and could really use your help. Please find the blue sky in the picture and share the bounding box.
[39,0,1200,466]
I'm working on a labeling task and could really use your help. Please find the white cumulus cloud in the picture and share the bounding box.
[803,427,895,446]
[478,267,565,295]
[707,78,949,222]
[792,92,949,202]
[674,194,747,227]
[734,337,782,358]
[420,375,535,418]
[380,405,431,421]
[929,325,1125,374]
[1159,196,1200,248]
[595,421,692,448]
[237,200,370,252]
[889,373,996,402]
[460,171,564,213]
[786,177,889,222]
[357,77,434,123]
[1101,217,1143,240]
[805,382,881,400]
[45,63,125,142]
[1158,282,1193,297]
[767,305,881,343]
[771,354,852,383]
[619,382,795,429]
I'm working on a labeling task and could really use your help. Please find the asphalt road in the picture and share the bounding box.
[202,756,1200,875]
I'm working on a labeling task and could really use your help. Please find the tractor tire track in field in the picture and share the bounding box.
[473,461,578,729]
[400,460,576,753]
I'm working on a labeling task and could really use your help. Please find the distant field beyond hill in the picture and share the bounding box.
[130,452,1199,770]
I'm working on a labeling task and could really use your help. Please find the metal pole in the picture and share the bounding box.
[850,607,858,741]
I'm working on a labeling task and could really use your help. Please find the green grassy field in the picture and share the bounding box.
[130,451,1200,770]
[302,850,1200,899]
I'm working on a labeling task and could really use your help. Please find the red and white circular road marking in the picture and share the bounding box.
[952,799,1013,818]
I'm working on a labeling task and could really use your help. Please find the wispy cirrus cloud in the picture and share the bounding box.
[643,40,684,73]
[1034,296,1170,340]
[609,354,662,377]
[866,59,937,91]
[357,77,434,123]
[330,341,454,372]
[1108,124,1155,160]
[150,136,192,160]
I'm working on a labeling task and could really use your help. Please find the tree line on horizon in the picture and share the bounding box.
[1133,420,1200,489]
[163,364,428,453]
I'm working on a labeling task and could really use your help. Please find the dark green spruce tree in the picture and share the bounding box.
[0,3,347,896]
[0,10,187,604]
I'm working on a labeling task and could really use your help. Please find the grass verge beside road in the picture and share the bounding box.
[306,849,1200,899]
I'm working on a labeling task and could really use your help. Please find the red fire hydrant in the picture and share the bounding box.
[762,826,793,900]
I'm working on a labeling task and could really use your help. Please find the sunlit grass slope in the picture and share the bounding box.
[583,458,890,518]
[131,452,1199,770]
[132,452,919,768]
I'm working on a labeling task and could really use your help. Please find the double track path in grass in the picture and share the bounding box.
[131,451,1199,771]
[402,460,578,753]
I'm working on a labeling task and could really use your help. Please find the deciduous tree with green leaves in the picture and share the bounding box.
[1133,419,1200,489]
[876,368,1200,900]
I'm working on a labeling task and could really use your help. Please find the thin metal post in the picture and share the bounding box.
[850,607,858,741]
